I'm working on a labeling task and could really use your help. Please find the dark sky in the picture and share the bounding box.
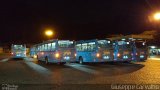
[0,0,160,44]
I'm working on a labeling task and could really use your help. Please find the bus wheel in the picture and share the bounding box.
[59,62,66,65]
[45,57,49,64]
[79,57,83,64]
[124,61,131,63]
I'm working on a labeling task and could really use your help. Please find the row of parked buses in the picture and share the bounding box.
[29,39,148,64]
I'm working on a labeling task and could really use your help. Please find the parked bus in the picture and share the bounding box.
[30,45,38,58]
[30,39,76,64]
[75,39,113,64]
[131,40,147,61]
[113,39,132,62]
[11,44,26,58]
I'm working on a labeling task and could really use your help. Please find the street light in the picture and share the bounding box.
[45,30,54,39]
[153,12,160,21]
[149,12,160,22]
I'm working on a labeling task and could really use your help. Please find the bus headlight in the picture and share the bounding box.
[33,55,37,58]
[123,55,128,59]
[96,53,100,58]
[103,56,109,59]
[140,55,144,58]
[55,53,60,58]
[117,53,120,57]
[74,53,77,57]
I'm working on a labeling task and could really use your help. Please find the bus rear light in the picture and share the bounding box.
[96,53,100,58]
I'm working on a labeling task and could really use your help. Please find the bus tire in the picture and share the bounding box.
[45,57,49,64]
[79,57,83,64]
[59,62,66,65]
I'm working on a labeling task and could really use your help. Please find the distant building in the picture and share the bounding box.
[107,30,155,41]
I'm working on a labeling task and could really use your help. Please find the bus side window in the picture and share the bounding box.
[48,43,52,51]
[51,42,56,51]
[82,43,88,51]
[41,45,45,51]
[39,46,42,51]
[76,44,82,51]
[88,42,96,51]
[44,44,48,51]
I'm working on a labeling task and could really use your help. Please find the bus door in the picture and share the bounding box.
[81,43,93,62]
[87,42,97,62]
[130,41,139,61]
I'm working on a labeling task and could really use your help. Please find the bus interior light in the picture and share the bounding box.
[122,38,126,41]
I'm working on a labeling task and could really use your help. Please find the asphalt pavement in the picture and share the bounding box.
[0,55,160,90]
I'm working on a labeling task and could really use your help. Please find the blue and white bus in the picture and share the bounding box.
[75,39,113,64]
[30,39,76,64]
[30,45,38,58]
[11,44,26,58]
[113,40,132,62]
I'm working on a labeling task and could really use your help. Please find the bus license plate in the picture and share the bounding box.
[63,51,71,56]
[124,52,129,54]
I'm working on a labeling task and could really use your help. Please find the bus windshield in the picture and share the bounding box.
[13,45,25,50]
[98,40,112,48]
[135,42,147,48]
[118,41,131,49]
[58,41,74,48]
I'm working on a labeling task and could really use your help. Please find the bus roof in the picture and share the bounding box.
[31,39,74,47]
[76,39,111,44]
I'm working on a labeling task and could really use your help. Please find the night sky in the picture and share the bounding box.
[0,0,160,44]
